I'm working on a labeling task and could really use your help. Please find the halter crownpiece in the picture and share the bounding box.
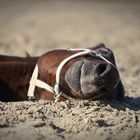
[27,48,119,102]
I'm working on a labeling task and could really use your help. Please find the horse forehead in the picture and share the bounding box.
[41,49,107,67]
[41,50,73,63]
[40,47,114,68]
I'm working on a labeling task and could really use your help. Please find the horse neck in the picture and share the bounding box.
[0,55,38,62]
[0,55,38,80]
[0,56,38,101]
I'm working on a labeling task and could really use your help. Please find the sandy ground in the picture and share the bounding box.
[0,0,140,140]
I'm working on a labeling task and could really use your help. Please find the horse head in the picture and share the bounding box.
[30,43,124,102]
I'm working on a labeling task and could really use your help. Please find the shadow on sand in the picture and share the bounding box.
[103,96,140,111]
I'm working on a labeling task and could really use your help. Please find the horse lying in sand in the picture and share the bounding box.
[0,43,124,102]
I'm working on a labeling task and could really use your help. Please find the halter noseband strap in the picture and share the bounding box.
[27,48,117,102]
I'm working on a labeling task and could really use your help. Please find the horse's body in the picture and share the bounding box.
[0,43,124,102]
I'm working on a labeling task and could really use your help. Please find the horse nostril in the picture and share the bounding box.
[96,64,107,76]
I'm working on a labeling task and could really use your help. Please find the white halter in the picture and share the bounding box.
[27,48,117,102]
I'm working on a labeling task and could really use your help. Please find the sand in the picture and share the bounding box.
[0,0,140,140]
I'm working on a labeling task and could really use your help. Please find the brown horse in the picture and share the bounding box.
[0,43,124,102]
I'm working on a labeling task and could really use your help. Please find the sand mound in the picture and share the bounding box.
[0,98,140,140]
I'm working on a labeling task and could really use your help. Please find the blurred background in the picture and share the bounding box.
[0,0,140,97]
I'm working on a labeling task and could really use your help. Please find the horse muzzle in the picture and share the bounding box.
[65,60,120,99]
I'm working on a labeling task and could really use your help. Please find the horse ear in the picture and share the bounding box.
[89,43,106,50]
[89,43,117,66]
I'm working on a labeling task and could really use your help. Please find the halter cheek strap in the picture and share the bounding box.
[27,48,118,102]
